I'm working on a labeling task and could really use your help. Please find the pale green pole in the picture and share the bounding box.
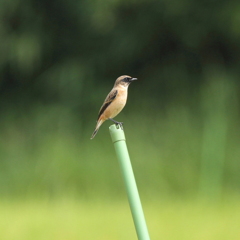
[109,124,150,240]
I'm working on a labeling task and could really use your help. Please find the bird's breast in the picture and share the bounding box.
[104,87,128,119]
[117,88,128,105]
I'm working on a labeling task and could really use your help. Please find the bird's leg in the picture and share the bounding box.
[109,118,124,129]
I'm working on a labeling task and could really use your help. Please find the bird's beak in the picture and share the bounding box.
[130,78,138,82]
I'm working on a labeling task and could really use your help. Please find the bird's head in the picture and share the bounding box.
[114,75,138,88]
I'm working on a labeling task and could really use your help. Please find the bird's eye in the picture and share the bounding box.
[124,77,130,82]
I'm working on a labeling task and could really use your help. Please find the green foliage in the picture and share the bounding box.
[1,0,240,105]
[0,77,239,199]
[0,0,240,200]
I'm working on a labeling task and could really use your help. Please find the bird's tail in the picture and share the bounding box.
[90,118,104,139]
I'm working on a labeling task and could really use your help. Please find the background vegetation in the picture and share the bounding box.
[1,0,240,239]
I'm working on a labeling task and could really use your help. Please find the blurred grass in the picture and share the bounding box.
[0,75,239,239]
[0,79,239,199]
[1,1,240,238]
[1,197,240,240]
[0,61,239,201]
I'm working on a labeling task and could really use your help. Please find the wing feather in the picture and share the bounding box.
[97,89,118,121]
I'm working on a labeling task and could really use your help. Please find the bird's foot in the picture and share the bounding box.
[116,121,123,130]
[109,118,124,130]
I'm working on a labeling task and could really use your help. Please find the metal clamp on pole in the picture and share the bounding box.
[109,124,151,240]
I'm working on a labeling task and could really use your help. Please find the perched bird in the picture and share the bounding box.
[90,75,137,139]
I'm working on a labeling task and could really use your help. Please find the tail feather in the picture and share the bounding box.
[90,119,104,139]
[90,127,100,139]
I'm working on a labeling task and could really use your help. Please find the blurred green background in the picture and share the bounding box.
[1,0,240,239]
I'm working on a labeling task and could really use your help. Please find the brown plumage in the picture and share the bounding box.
[90,75,137,139]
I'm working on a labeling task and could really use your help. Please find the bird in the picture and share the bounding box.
[90,75,137,139]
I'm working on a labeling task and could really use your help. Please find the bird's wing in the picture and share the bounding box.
[97,89,118,121]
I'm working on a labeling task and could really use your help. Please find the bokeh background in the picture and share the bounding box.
[1,0,240,239]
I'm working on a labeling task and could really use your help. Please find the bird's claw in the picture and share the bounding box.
[109,118,123,129]
[115,122,123,130]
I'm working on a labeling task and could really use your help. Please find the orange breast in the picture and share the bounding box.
[103,88,128,119]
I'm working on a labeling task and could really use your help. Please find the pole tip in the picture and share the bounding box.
[109,124,126,143]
